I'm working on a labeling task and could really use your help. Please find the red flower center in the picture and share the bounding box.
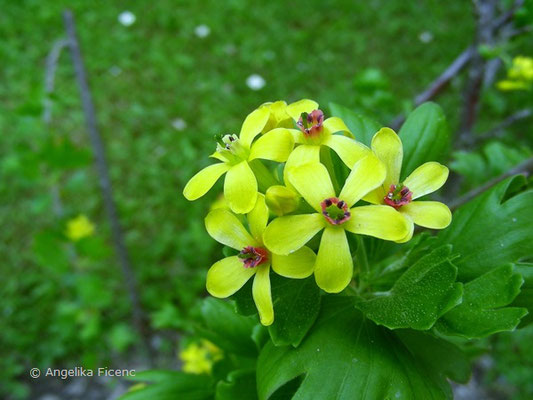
[238,246,269,268]
[297,109,324,137]
[384,184,412,209]
[321,197,351,225]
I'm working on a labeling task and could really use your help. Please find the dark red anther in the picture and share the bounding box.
[238,246,269,268]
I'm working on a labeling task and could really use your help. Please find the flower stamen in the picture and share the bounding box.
[297,109,324,137]
[214,133,248,162]
[384,184,413,209]
[321,197,351,225]
[238,246,269,268]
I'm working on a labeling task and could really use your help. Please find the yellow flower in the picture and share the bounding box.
[496,55,533,91]
[363,128,452,242]
[183,108,295,214]
[205,195,316,325]
[263,156,410,294]
[65,215,95,241]
[282,108,371,188]
[259,99,319,132]
[179,339,223,375]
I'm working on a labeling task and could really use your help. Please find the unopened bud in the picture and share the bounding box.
[265,185,300,216]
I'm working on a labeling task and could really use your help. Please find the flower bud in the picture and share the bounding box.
[265,185,300,216]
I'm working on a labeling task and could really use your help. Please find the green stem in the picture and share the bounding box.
[355,235,370,292]
[249,160,279,192]
[320,146,341,194]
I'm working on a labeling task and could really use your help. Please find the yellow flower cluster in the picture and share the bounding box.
[65,214,95,242]
[183,100,452,325]
[497,56,533,91]
[179,340,223,375]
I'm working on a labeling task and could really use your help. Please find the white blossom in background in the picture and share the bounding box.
[172,118,187,131]
[418,31,434,43]
[108,66,122,77]
[194,24,211,38]
[118,11,136,26]
[246,74,266,91]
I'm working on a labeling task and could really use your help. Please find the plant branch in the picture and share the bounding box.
[449,157,533,211]
[63,9,152,362]
[461,108,533,148]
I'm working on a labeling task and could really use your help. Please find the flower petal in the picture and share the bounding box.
[288,162,335,212]
[249,128,294,162]
[205,209,257,249]
[401,201,452,229]
[323,134,371,168]
[206,256,256,298]
[253,264,274,326]
[271,246,316,279]
[314,227,353,293]
[224,161,258,214]
[344,205,410,241]
[371,127,403,189]
[286,99,319,120]
[248,194,269,243]
[240,106,270,148]
[263,213,325,255]
[323,117,353,138]
[395,218,415,243]
[403,162,449,199]
[339,155,386,207]
[362,186,386,205]
[283,144,320,187]
[183,163,229,200]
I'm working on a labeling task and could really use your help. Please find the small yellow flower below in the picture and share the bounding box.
[65,215,95,242]
[179,340,223,375]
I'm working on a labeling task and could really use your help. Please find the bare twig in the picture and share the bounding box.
[457,0,499,142]
[390,47,475,130]
[449,157,533,211]
[461,108,533,148]
[62,10,152,361]
[390,0,528,131]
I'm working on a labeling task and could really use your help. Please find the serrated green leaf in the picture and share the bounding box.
[329,102,381,146]
[395,330,470,384]
[119,370,213,400]
[268,276,321,347]
[257,296,456,400]
[436,265,527,338]
[356,246,462,330]
[398,102,449,179]
[196,298,258,357]
[436,176,533,281]
[216,369,258,400]
[511,263,533,326]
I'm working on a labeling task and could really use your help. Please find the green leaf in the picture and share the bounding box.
[329,102,381,146]
[257,296,458,400]
[197,298,258,357]
[232,279,258,317]
[268,276,321,347]
[436,265,527,338]
[119,370,213,400]
[32,231,70,273]
[356,246,462,330]
[398,102,449,179]
[435,176,533,281]
[394,330,470,384]
[216,369,258,400]
[511,263,533,326]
